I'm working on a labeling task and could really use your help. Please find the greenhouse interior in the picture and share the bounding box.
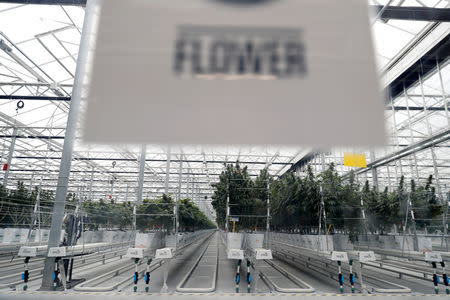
[0,0,450,299]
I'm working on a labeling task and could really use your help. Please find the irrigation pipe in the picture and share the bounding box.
[75,231,214,292]
[74,258,164,292]
[176,233,218,293]
[259,259,315,293]
[272,245,411,293]
[0,246,128,289]
[369,276,411,293]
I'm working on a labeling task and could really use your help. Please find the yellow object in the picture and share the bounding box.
[327,224,332,235]
[344,153,367,168]
[233,221,236,233]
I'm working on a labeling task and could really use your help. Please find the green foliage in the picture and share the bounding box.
[358,174,445,234]
[211,163,270,230]
[136,194,174,231]
[270,171,304,230]
[409,175,443,229]
[178,198,216,231]
[83,198,132,230]
[211,162,446,237]
[0,183,214,233]
[0,181,55,227]
[84,194,215,232]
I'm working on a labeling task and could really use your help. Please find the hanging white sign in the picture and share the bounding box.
[48,247,67,258]
[83,0,384,146]
[425,252,442,263]
[255,249,273,260]
[227,249,244,260]
[126,248,144,259]
[155,247,173,259]
[359,251,376,262]
[18,246,37,257]
[331,251,348,262]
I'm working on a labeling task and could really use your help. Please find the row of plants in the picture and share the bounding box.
[211,162,445,240]
[0,182,215,232]
[0,181,57,227]
[82,194,216,231]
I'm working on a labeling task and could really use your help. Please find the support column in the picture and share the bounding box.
[419,73,443,199]
[370,151,378,192]
[313,156,317,175]
[191,177,194,201]
[408,193,419,251]
[186,169,190,199]
[403,85,420,182]
[436,59,450,127]
[40,1,94,290]
[2,127,17,187]
[165,145,171,195]
[389,94,403,184]
[226,181,230,232]
[88,166,94,201]
[177,160,182,201]
[386,163,392,192]
[29,171,35,192]
[27,176,43,245]
[266,180,270,248]
[321,152,326,171]
[443,193,449,251]
[110,177,114,200]
[175,160,182,246]
[193,182,196,205]
[137,145,146,205]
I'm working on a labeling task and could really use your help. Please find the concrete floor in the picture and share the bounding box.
[1,231,448,296]
[0,292,448,300]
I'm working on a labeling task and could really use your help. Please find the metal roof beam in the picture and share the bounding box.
[342,128,450,179]
[4,2,450,22]
[373,5,450,22]
[0,95,70,101]
[12,155,294,165]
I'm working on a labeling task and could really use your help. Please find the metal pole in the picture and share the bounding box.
[408,192,419,251]
[2,127,17,187]
[26,176,43,246]
[40,0,93,289]
[403,85,420,182]
[226,181,230,232]
[110,177,114,200]
[419,73,442,196]
[443,193,449,252]
[359,192,369,249]
[132,204,136,248]
[317,186,323,254]
[165,145,171,195]
[266,180,270,249]
[389,94,403,178]
[321,153,326,171]
[403,85,419,251]
[191,177,194,200]
[436,59,450,127]
[386,163,392,192]
[177,160,182,201]
[186,169,190,199]
[370,151,378,192]
[176,160,182,246]
[419,72,446,247]
[401,191,409,257]
[29,171,35,192]
[137,145,146,205]
[88,166,94,201]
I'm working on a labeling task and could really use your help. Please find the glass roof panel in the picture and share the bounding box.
[0,0,448,201]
